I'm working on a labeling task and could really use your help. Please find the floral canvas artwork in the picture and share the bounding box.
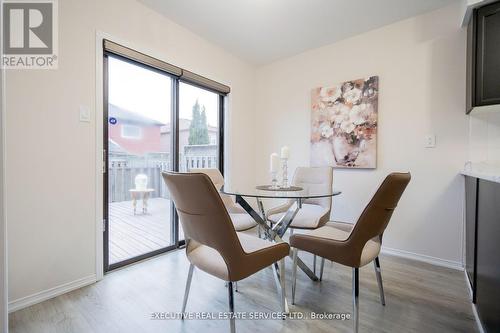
[311,76,378,168]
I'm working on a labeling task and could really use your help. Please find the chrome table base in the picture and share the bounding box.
[235,195,319,282]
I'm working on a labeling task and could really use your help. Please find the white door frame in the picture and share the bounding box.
[94,31,195,279]
[1,0,9,330]
[94,31,105,281]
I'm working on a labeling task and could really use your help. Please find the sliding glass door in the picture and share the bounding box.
[175,82,223,241]
[103,43,226,271]
[104,55,176,270]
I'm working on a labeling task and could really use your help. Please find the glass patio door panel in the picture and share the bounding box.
[177,82,221,241]
[106,55,174,267]
[178,82,220,172]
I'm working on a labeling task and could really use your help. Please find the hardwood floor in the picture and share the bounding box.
[109,198,184,264]
[9,250,476,333]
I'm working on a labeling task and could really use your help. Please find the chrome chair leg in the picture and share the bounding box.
[292,248,298,305]
[319,257,325,281]
[225,281,238,292]
[228,281,236,333]
[374,257,386,305]
[272,259,288,315]
[279,259,286,316]
[181,263,194,317]
[313,255,317,275]
[352,268,359,333]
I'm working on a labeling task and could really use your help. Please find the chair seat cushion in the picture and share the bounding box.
[187,233,289,281]
[237,232,280,253]
[268,204,329,229]
[325,221,355,233]
[229,213,258,231]
[290,224,381,267]
[324,221,380,265]
[305,224,350,241]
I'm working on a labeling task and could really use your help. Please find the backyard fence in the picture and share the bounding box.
[108,145,218,202]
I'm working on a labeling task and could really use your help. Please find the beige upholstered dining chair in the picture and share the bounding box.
[190,168,258,232]
[162,172,290,333]
[267,166,333,275]
[289,172,411,333]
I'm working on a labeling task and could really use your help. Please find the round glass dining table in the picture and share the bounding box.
[221,184,341,282]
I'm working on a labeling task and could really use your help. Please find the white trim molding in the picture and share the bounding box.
[8,275,96,313]
[381,246,464,271]
[463,271,485,333]
[94,31,107,281]
[464,271,474,299]
[472,303,486,333]
[0,0,8,330]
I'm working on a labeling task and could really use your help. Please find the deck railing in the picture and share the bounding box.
[108,145,218,202]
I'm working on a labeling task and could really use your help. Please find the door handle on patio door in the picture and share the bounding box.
[102,149,107,173]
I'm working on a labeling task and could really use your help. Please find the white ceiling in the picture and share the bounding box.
[139,0,460,65]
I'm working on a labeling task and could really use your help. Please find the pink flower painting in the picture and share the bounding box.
[311,76,378,168]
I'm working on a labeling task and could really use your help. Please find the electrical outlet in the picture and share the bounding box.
[424,134,436,148]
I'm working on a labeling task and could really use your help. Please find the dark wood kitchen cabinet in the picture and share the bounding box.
[466,1,500,113]
[476,179,500,332]
[465,176,478,302]
[465,176,500,332]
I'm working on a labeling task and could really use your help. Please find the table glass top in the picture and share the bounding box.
[221,184,341,199]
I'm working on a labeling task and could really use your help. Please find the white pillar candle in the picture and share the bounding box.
[280,146,290,159]
[270,153,279,173]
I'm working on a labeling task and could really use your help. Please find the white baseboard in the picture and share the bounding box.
[381,246,464,271]
[8,274,97,313]
[464,270,473,299]
[464,271,485,333]
[472,303,485,333]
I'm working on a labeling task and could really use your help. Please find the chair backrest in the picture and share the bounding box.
[162,172,244,264]
[292,166,333,209]
[189,168,236,210]
[348,172,411,260]
[190,168,224,189]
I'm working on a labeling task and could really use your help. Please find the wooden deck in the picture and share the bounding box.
[109,198,182,264]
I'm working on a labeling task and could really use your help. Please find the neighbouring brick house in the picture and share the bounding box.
[107,104,219,202]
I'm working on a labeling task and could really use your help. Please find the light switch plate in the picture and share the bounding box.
[79,105,90,122]
[424,134,436,148]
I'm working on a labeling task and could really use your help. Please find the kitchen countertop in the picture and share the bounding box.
[461,162,500,184]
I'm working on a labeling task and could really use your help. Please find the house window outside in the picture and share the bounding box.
[121,125,142,139]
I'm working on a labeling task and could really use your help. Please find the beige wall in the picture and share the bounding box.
[254,4,468,265]
[468,109,500,162]
[5,0,472,312]
[5,0,256,305]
